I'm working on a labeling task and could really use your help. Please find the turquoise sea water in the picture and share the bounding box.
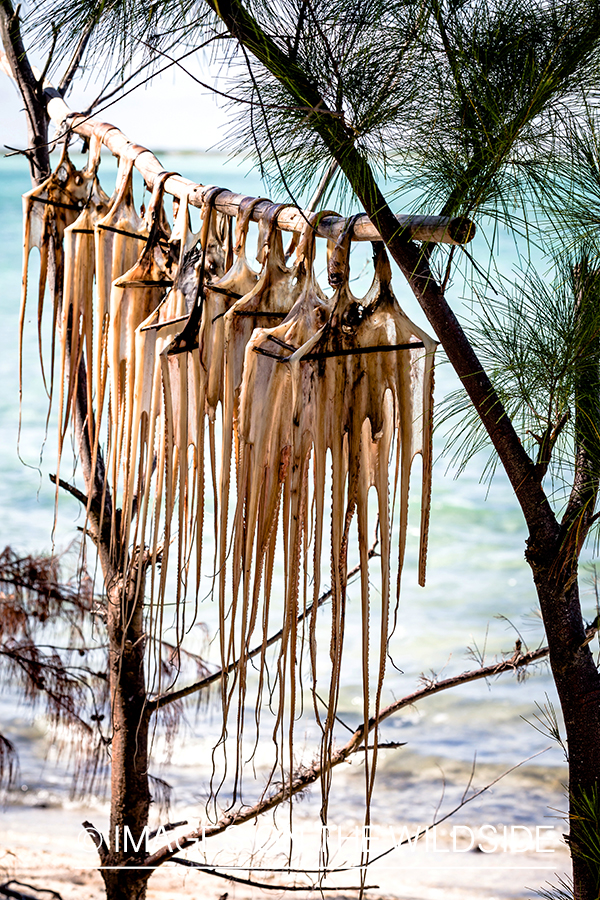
[0,149,584,886]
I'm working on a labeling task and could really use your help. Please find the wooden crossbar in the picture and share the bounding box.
[1,50,475,245]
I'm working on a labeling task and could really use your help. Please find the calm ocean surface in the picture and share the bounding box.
[0,149,583,863]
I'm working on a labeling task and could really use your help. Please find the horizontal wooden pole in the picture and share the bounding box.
[2,51,475,244]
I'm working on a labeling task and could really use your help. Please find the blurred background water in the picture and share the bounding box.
[0,148,588,873]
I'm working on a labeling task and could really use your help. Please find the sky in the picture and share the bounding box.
[0,44,232,154]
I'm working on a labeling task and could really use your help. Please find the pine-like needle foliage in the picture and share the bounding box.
[25,0,600,220]
[402,0,600,220]
[441,251,600,506]
[27,0,216,67]
[538,106,600,255]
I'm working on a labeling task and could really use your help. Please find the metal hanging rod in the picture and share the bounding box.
[28,72,475,245]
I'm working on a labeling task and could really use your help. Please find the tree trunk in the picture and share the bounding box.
[530,563,600,900]
[0,0,50,183]
[100,559,152,900]
[0,11,154,897]
[545,262,600,900]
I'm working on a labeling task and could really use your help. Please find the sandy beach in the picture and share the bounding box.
[0,804,571,900]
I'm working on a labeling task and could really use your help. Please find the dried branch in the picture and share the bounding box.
[170,859,377,891]
[0,881,63,900]
[144,634,560,868]
[0,545,109,767]
[0,644,94,734]
[0,0,50,180]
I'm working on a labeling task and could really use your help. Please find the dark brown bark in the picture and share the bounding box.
[529,564,600,899]
[541,263,600,900]
[98,561,152,900]
[0,0,50,182]
[349,152,600,900]
[74,494,151,900]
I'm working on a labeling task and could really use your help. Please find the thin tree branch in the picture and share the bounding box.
[0,882,63,900]
[87,33,230,112]
[138,37,328,114]
[0,0,50,180]
[49,474,89,508]
[533,410,570,481]
[143,632,566,869]
[37,23,58,89]
[58,19,95,97]
[170,859,377,891]
[148,541,379,710]
[156,745,549,882]
[365,745,553,870]
[81,821,109,865]
[147,821,188,841]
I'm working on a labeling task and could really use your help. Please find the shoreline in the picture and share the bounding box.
[1,805,571,900]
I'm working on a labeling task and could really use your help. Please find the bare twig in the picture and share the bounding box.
[365,746,553,870]
[148,821,188,841]
[86,33,228,112]
[149,541,379,710]
[0,882,63,900]
[170,859,377,891]
[144,632,566,869]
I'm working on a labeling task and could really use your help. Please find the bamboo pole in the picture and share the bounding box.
[1,53,475,244]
